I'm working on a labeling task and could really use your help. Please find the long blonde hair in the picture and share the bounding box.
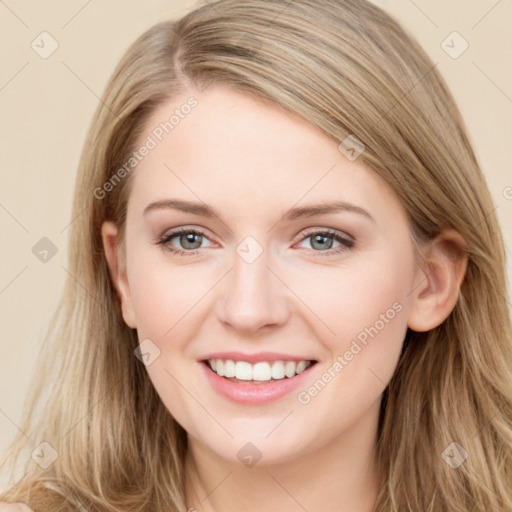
[2,0,511,510]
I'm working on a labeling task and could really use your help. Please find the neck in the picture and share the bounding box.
[184,398,383,512]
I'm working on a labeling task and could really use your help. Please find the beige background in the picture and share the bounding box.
[1,0,511,486]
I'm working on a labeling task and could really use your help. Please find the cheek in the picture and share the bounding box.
[128,248,215,340]
[291,249,411,408]
[125,249,212,431]
[303,308,407,438]
[288,246,411,347]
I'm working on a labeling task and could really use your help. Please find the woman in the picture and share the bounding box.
[1,0,511,510]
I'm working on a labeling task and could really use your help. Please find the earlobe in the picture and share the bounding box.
[407,229,468,332]
[101,221,137,329]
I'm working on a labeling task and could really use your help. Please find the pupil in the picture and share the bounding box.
[313,234,332,250]
[181,233,201,249]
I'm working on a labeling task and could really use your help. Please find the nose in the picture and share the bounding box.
[216,243,290,335]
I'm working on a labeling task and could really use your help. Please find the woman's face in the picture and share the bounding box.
[106,85,420,465]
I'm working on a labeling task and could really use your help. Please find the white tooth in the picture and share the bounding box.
[216,359,225,377]
[271,361,286,379]
[209,359,217,371]
[235,361,253,380]
[284,361,297,378]
[224,359,236,378]
[295,361,307,374]
[253,362,272,381]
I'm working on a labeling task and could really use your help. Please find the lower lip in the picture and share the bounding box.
[199,361,317,405]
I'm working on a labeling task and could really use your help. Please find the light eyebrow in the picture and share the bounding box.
[143,198,376,224]
[144,199,221,218]
[281,201,376,223]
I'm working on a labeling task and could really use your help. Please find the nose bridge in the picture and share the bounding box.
[217,235,288,332]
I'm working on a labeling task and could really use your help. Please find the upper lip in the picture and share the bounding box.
[200,351,317,364]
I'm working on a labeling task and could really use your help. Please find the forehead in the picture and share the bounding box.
[127,85,402,223]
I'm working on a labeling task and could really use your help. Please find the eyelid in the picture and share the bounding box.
[294,226,354,243]
[157,226,216,247]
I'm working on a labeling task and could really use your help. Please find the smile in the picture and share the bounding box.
[199,354,318,404]
[206,358,314,383]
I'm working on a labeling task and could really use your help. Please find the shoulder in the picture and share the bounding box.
[0,503,35,512]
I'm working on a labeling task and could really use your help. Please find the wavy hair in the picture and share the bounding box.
[2,0,512,510]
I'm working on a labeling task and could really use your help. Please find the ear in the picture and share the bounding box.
[407,229,468,332]
[101,221,137,329]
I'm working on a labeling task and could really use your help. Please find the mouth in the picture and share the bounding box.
[202,358,318,384]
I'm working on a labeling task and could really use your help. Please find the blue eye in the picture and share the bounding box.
[156,228,210,256]
[296,229,354,256]
[156,227,354,257]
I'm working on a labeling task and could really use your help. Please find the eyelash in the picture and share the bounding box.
[155,227,355,258]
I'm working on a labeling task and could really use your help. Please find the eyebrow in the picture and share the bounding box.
[143,199,376,224]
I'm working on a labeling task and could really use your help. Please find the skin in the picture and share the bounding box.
[98,85,467,512]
